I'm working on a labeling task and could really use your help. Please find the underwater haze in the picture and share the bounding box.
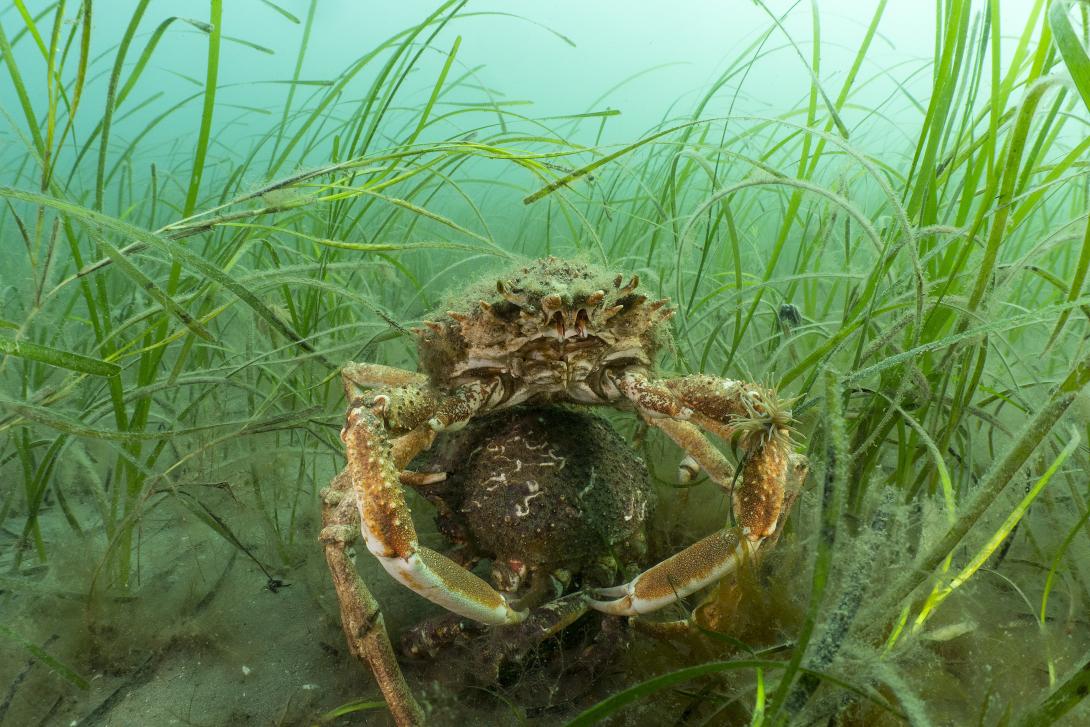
[2,1,1090,725]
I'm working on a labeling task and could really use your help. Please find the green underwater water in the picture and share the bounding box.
[2,1,1090,724]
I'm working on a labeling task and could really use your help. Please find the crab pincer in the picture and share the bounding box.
[590,374,797,616]
[342,399,527,625]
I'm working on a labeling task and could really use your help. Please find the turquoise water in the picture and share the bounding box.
[2,2,1089,725]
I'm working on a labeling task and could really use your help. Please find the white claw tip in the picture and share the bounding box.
[678,455,699,484]
[588,596,636,617]
[592,583,631,598]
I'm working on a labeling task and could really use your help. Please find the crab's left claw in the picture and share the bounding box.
[589,528,754,615]
[591,451,810,617]
[595,372,802,617]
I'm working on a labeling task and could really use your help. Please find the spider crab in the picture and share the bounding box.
[320,256,806,725]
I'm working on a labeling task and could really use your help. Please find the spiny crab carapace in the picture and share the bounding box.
[319,256,807,725]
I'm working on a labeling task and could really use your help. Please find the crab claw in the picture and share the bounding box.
[588,528,755,616]
[344,402,526,625]
[677,454,700,484]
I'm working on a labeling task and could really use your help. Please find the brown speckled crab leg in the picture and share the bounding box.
[630,454,810,638]
[320,470,424,727]
[342,383,527,625]
[342,361,428,391]
[343,365,449,488]
[590,373,798,616]
[322,375,445,726]
[401,580,587,664]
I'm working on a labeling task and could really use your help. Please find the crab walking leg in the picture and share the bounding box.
[389,425,437,468]
[592,374,795,616]
[662,374,791,443]
[343,403,527,625]
[389,425,449,488]
[403,591,589,666]
[320,471,423,727]
[476,592,592,682]
[398,470,447,488]
[614,372,693,419]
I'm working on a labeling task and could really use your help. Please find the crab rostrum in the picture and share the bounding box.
[320,256,806,725]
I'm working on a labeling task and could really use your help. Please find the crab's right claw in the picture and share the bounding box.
[678,454,700,484]
[589,528,754,616]
[343,401,526,625]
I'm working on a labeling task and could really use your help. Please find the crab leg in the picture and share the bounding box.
[344,364,446,485]
[623,456,810,631]
[473,593,591,683]
[390,425,448,487]
[662,374,797,539]
[343,393,527,625]
[591,373,796,616]
[342,362,427,396]
[320,471,423,727]
[651,418,736,487]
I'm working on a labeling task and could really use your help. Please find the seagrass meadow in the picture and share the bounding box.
[2,0,1090,724]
